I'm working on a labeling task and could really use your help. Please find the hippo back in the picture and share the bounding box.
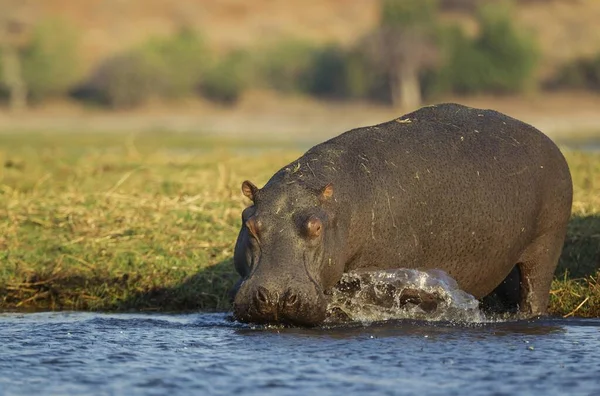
[300,103,572,298]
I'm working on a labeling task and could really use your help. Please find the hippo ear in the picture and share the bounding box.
[306,215,322,239]
[241,180,258,202]
[319,183,334,201]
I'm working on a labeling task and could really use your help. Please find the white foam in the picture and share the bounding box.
[326,269,487,324]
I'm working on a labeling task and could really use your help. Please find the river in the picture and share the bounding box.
[1,312,599,396]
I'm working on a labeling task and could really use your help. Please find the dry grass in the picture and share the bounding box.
[0,131,599,317]
[549,148,600,317]
[0,131,300,312]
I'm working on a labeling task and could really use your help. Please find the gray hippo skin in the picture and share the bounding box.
[232,103,573,326]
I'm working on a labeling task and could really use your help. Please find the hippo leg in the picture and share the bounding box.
[517,231,566,316]
[481,266,521,314]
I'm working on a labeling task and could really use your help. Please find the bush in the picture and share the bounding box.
[304,46,343,97]
[551,55,600,91]
[83,28,208,108]
[138,28,207,98]
[252,40,381,101]
[87,51,166,109]
[20,18,83,101]
[381,0,439,27]
[305,45,388,101]
[254,39,319,93]
[432,2,539,95]
[200,51,249,105]
[303,45,353,98]
[343,49,382,100]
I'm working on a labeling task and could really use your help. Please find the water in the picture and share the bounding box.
[1,312,600,395]
[1,269,600,396]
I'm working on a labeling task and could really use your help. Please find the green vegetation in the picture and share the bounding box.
[0,17,82,107]
[302,45,350,98]
[86,51,164,109]
[247,0,540,105]
[140,28,208,98]
[254,39,319,93]
[0,132,299,311]
[0,132,598,317]
[200,50,249,105]
[252,42,375,100]
[550,149,600,317]
[551,53,600,91]
[431,2,539,95]
[368,0,440,108]
[84,28,208,108]
[20,18,83,101]
[0,1,553,110]
[380,0,438,26]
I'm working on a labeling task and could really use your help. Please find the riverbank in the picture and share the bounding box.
[2,91,600,142]
[0,132,598,317]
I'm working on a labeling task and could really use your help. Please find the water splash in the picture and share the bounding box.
[326,269,486,324]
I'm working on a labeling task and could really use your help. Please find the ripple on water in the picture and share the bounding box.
[0,314,599,395]
[1,279,600,396]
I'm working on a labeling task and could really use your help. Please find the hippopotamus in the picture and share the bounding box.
[231,103,573,326]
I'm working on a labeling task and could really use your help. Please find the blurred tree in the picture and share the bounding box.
[303,45,386,101]
[550,54,600,92]
[433,2,539,95]
[365,0,440,109]
[304,45,349,98]
[439,0,480,11]
[200,50,249,105]
[21,18,82,101]
[139,27,207,98]
[84,27,207,108]
[0,0,31,112]
[89,51,163,109]
[255,39,318,93]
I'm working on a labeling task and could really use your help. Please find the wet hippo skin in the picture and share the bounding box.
[231,103,573,326]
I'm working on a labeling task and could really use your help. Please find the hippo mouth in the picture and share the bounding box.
[232,281,328,327]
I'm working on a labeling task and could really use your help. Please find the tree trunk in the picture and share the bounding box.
[398,64,421,110]
[1,42,27,112]
[389,66,402,109]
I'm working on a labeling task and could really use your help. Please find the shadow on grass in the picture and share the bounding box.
[2,216,598,315]
[0,259,238,313]
[549,214,600,317]
[126,214,599,315]
[482,214,600,314]
[557,214,600,278]
[114,259,238,313]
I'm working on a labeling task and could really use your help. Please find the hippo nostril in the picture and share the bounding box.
[255,286,270,305]
[284,291,299,307]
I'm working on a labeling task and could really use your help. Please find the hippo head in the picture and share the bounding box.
[232,178,345,327]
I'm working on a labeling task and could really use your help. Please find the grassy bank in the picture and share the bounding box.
[0,132,599,317]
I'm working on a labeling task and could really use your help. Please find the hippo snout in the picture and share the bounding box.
[253,287,298,312]
[233,282,328,326]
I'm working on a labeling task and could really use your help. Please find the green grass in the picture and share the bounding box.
[549,148,600,317]
[0,131,599,317]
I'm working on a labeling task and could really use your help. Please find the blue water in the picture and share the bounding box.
[1,312,599,396]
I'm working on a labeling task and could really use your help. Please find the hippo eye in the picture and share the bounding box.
[245,216,261,241]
